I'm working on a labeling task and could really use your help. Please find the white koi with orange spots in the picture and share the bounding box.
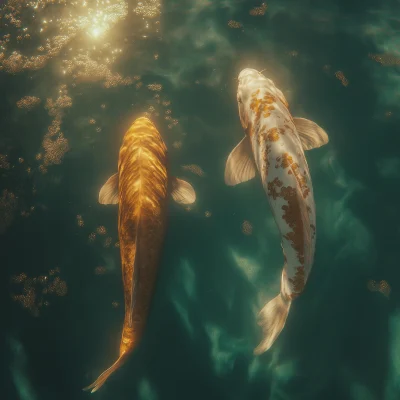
[225,68,329,354]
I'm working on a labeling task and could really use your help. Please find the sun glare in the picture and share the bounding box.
[89,27,103,38]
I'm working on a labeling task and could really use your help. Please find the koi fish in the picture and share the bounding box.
[225,68,329,354]
[84,117,196,393]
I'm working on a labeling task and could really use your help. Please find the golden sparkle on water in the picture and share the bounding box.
[181,164,205,177]
[368,53,400,66]
[0,0,133,88]
[16,96,41,110]
[11,267,68,317]
[228,20,242,29]
[147,83,162,91]
[367,279,391,298]
[77,214,84,227]
[0,0,124,73]
[133,0,161,18]
[40,84,72,171]
[242,220,253,235]
[335,70,349,87]
[249,3,267,16]
[96,225,107,235]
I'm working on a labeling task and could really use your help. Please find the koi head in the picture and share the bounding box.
[236,68,289,132]
[236,68,272,131]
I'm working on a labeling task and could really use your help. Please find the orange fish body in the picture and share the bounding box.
[118,117,168,350]
[84,117,195,393]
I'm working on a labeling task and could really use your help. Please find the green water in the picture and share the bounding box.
[1,1,400,399]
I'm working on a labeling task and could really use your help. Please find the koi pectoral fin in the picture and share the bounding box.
[99,173,119,205]
[293,117,329,151]
[83,352,129,394]
[170,177,196,204]
[224,136,256,186]
[253,294,291,355]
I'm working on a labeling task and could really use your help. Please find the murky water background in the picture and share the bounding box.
[1,1,400,399]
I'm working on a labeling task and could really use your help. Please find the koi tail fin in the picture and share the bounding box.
[83,352,130,394]
[253,293,291,355]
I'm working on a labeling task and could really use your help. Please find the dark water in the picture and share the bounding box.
[1,1,400,399]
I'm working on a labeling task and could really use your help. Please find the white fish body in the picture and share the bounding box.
[225,68,329,354]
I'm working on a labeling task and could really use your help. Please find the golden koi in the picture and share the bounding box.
[84,117,196,392]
